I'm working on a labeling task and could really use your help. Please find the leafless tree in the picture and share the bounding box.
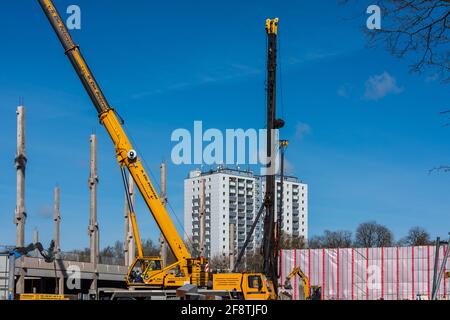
[355,221,394,247]
[398,226,431,246]
[322,230,353,248]
[245,252,264,273]
[308,235,325,249]
[209,255,230,272]
[280,232,307,249]
[141,239,160,257]
[343,0,450,82]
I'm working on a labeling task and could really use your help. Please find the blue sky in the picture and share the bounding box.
[0,0,449,250]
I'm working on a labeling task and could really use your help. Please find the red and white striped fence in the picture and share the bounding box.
[280,246,449,300]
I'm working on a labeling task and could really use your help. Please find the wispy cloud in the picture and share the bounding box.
[131,63,262,100]
[364,71,403,101]
[295,122,312,140]
[284,159,295,175]
[337,83,352,98]
[288,50,342,66]
[36,205,52,219]
[425,73,439,83]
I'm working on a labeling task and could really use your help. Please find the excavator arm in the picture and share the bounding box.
[37,0,191,265]
[282,267,310,300]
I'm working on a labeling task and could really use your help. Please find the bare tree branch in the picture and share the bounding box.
[343,0,450,82]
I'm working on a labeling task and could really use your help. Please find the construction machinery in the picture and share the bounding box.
[37,0,276,300]
[279,267,321,300]
[233,18,285,297]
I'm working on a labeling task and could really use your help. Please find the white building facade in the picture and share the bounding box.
[184,168,308,259]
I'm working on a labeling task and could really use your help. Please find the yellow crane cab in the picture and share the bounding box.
[212,273,275,300]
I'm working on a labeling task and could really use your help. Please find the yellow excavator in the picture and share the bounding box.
[279,267,322,300]
[37,0,277,300]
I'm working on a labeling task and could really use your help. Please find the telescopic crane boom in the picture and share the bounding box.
[37,0,190,265]
[37,0,275,299]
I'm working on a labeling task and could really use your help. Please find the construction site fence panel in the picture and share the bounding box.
[280,246,449,300]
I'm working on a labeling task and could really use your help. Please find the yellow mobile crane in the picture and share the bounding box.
[37,0,275,300]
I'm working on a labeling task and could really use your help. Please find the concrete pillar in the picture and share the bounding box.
[88,135,99,292]
[54,187,61,258]
[14,105,27,294]
[124,175,136,267]
[199,179,206,257]
[33,229,39,257]
[159,162,168,266]
[8,255,16,300]
[229,223,236,271]
[58,277,64,295]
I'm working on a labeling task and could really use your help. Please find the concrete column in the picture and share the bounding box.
[229,223,236,271]
[124,176,136,267]
[33,229,39,257]
[199,179,206,257]
[88,135,99,292]
[159,162,168,266]
[14,105,27,294]
[8,255,16,300]
[58,277,64,295]
[54,187,61,258]
[14,106,27,248]
[53,187,64,295]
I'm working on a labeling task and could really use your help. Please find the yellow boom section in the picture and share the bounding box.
[37,0,191,263]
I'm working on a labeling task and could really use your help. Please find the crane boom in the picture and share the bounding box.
[37,0,191,263]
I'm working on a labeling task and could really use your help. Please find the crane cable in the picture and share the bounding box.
[121,122,196,251]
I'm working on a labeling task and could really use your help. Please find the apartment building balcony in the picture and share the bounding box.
[229,203,237,210]
[229,195,237,202]
[230,181,236,187]
[230,188,236,194]
[292,203,299,209]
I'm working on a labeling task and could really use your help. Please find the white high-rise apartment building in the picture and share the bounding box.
[184,167,308,259]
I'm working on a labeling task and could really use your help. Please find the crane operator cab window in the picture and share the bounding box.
[248,275,263,291]
[128,258,162,284]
